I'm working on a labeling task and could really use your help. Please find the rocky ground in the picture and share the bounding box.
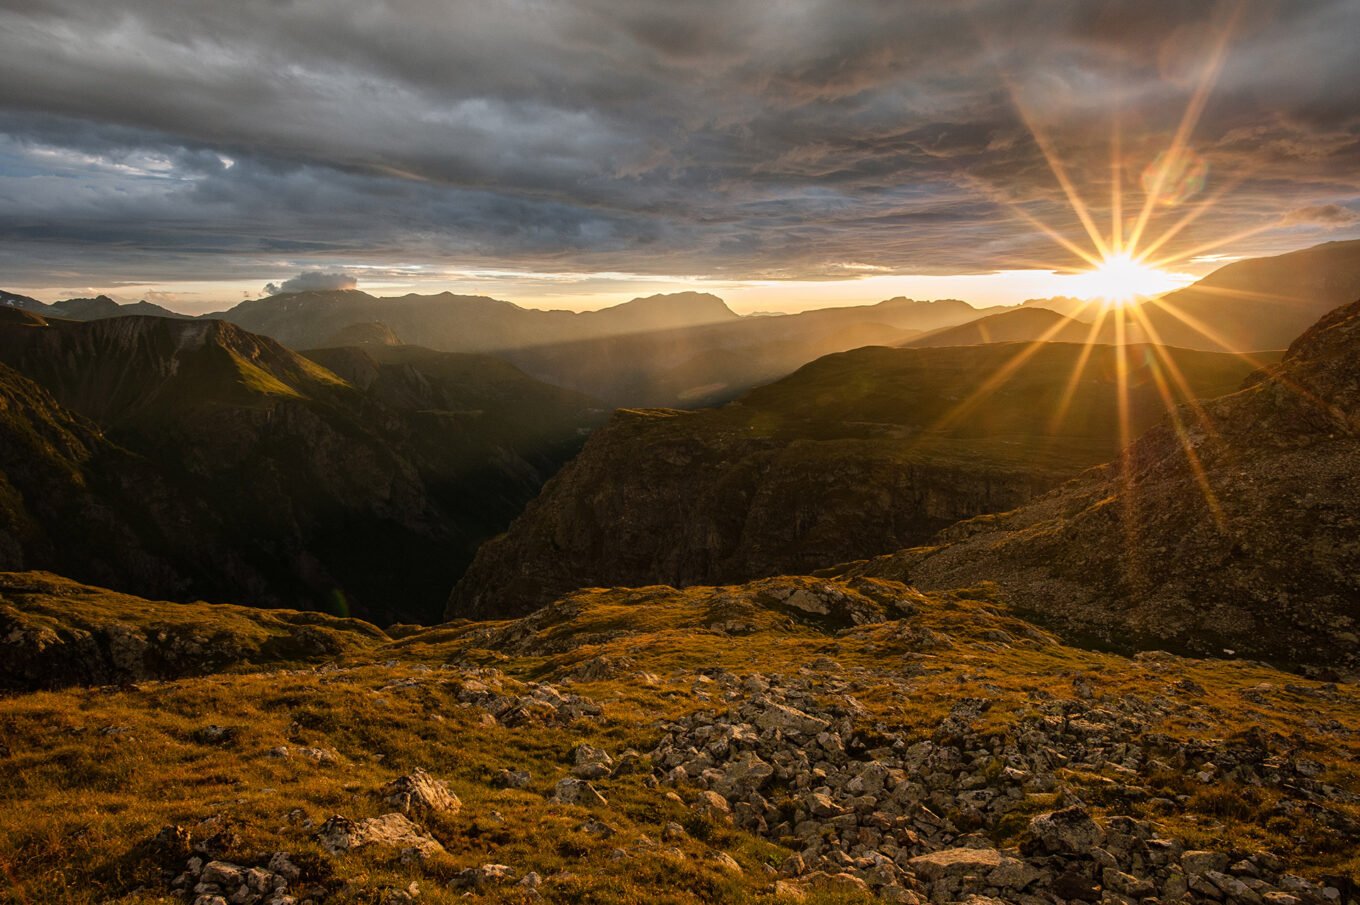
[2,572,1357,904]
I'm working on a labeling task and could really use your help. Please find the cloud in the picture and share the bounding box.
[264,271,359,296]
[1281,203,1360,227]
[0,0,1358,291]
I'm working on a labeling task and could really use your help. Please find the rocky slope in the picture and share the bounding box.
[849,296,1360,671]
[450,342,1263,619]
[1,571,1356,903]
[0,313,601,623]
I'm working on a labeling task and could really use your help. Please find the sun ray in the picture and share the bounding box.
[1130,163,1262,265]
[1125,3,1242,256]
[1110,118,1123,256]
[1047,305,1113,433]
[1005,90,1111,261]
[1139,348,1229,529]
[1111,306,1144,582]
[1144,221,1277,272]
[1124,302,1229,447]
[916,297,1104,440]
[959,172,1106,269]
[1140,294,1278,359]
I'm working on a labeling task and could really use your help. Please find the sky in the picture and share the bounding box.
[1,0,1358,315]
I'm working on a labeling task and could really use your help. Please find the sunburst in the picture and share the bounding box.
[913,4,1308,574]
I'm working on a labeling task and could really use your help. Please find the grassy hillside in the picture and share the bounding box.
[1,571,1356,903]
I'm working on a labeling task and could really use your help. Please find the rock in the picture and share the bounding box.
[315,813,444,858]
[194,725,237,745]
[577,817,615,838]
[906,846,1005,880]
[774,879,808,901]
[1103,867,1156,899]
[552,778,608,807]
[693,790,733,824]
[572,744,614,779]
[1022,806,1105,855]
[453,864,516,889]
[382,769,461,817]
[1262,894,1302,905]
[712,852,743,874]
[753,701,831,738]
[496,768,532,789]
[1206,869,1264,905]
[266,853,301,882]
[804,871,871,895]
[200,861,245,888]
[1184,851,1233,877]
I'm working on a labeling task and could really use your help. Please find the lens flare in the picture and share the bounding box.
[1140,148,1208,207]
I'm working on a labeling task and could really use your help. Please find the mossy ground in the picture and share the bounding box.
[2,577,1357,903]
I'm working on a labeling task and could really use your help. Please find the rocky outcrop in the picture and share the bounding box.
[852,297,1360,670]
[0,571,387,690]
[450,343,1262,619]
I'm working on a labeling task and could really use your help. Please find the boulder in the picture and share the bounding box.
[315,813,444,858]
[382,769,461,818]
[1022,806,1105,856]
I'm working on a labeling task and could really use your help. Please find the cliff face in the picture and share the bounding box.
[449,342,1263,619]
[851,297,1360,670]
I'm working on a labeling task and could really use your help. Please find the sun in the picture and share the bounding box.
[1070,253,1187,307]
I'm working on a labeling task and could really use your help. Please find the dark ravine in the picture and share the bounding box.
[849,296,1360,671]
[449,341,1265,620]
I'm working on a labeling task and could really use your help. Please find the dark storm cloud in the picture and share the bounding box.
[0,0,1358,288]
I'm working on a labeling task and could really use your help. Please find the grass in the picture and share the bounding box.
[2,573,1358,903]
